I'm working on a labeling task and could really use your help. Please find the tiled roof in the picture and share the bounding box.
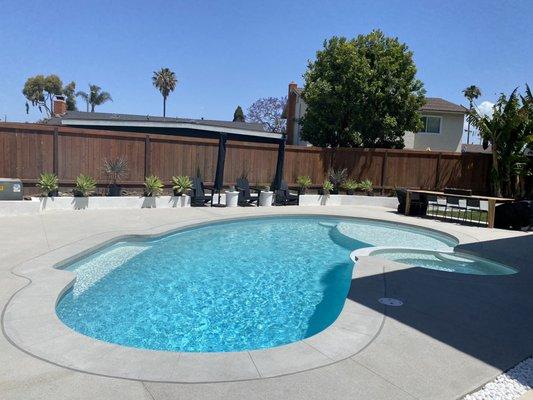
[421,98,467,113]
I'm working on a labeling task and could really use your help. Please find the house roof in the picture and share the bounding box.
[421,98,467,114]
[46,111,281,141]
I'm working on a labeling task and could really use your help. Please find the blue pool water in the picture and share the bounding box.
[56,216,455,352]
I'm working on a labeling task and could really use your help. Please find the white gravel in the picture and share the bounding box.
[464,357,533,400]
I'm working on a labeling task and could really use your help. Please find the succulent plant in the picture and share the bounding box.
[296,175,312,193]
[74,174,96,197]
[322,180,334,195]
[342,179,359,191]
[359,179,373,194]
[36,172,59,196]
[103,156,128,185]
[171,175,193,195]
[144,175,164,197]
[328,168,347,191]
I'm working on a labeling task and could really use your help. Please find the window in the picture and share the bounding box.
[420,116,441,134]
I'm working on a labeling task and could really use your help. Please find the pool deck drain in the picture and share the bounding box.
[0,206,532,399]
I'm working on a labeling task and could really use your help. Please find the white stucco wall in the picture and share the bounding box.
[403,112,464,152]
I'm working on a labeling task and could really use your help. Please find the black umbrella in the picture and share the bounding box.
[272,138,286,190]
[212,133,227,206]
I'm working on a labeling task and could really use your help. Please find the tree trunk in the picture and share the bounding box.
[163,96,167,117]
[91,103,95,112]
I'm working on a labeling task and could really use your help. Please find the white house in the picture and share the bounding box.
[282,82,467,152]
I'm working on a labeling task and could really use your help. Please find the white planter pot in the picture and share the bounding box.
[259,191,274,207]
[225,191,239,207]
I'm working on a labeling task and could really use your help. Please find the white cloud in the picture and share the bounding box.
[476,101,495,118]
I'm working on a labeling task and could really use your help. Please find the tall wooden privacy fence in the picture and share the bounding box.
[0,123,492,195]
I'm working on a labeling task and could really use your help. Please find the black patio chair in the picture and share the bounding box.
[395,188,427,215]
[190,177,214,207]
[274,181,299,206]
[444,196,467,221]
[235,178,260,206]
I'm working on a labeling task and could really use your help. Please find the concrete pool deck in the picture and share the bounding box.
[0,205,531,399]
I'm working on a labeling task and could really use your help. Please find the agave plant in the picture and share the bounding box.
[322,180,334,196]
[171,175,193,196]
[342,178,359,194]
[144,175,164,197]
[328,168,347,193]
[36,172,59,197]
[103,156,128,185]
[296,175,312,194]
[74,174,96,197]
[358,179,373,195]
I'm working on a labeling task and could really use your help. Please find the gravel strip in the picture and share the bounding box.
[464,357,533,400]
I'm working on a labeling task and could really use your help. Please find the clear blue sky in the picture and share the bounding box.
[0,0,531,125]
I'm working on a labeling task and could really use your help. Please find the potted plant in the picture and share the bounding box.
[328,168,347,194]
[103,156,128,196]
[358,179,374,196]
[144,175,164,197]
[171,175,193,196]
[296,175,312,194]
[74,174,96,197]
[322,180,334,196]
[36,172,59,197]
[343,179,358,195]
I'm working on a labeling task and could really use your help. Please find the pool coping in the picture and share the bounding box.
[2,213,474,383]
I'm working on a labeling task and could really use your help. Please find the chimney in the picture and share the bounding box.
[53,95,67,117]
[286,82,298,144]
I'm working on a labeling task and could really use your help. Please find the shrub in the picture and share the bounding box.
[343,179,359,191]
[103,156,128,185]
[328,168,347,191]
[171,175,193,195]
[36,172,59,196]
[74,174,96,197]
[322,180,334,195]
[144,175,164,197]
[358,179,373,194]
[296,176,312,193]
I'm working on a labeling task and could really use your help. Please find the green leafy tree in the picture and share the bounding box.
[301,30,425,151]
[76,84,112,112]
[467,85,532,197]
[23,74,64,116]
[463,85,482,144]
[63,81,77,111]
[233,106,245,122]
[152,68,177,117]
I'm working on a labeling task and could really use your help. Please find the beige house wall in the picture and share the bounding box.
[403,112,464,152]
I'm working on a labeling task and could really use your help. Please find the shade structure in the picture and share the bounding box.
[213,133,227,191]
[272,138,286,190]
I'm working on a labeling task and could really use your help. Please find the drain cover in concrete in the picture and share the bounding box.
[378,297,403,306]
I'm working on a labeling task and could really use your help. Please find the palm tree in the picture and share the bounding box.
[152,68,177,117]
[462,85,482,144]
[76,84,112,112]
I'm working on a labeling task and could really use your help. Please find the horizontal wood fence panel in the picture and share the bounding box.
[0,123,492,195]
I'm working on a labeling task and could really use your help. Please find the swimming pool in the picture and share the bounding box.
[56,216,456,352]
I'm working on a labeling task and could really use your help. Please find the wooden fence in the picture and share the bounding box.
[0,123,492,195]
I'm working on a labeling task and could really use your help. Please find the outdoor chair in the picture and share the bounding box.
[395,188,427,215]
[274,181,299,206]
[190,177,214,207]
[235,178,260,206]
[445,196,467,221]
[463,198,487,225]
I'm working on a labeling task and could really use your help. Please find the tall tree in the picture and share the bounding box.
[23,74,64,116]
[246,97,286,133]
[467,86,532,197]
[301,30,425,150]
[76,84,112,112]
[63,81,77,111]
[233,106,245,122]
[463,85,482,144]
[152,68,177,117]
